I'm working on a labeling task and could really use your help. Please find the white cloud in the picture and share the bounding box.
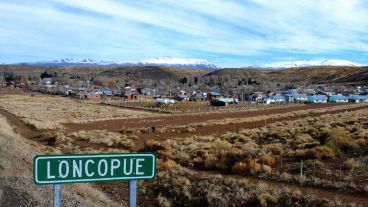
[0,0,368,66]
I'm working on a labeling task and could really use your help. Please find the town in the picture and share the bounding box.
[2,73,368,108]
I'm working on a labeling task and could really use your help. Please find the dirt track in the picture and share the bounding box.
[63,103,368,145]
[64,103,345,132]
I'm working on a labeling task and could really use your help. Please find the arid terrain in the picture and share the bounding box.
[1,88,368,206]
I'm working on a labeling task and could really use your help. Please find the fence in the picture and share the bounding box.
[101,99,305,114]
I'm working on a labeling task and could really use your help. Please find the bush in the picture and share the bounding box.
[264,144,284,155]
[324,128,358,154]
[261,154,275,166]
[232,159,262,174]
[257,193,278,207]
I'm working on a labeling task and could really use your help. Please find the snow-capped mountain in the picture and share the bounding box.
[29,58,114,66]
[20,57,218,69]
[262,59,363,68]
[136,57,217,69]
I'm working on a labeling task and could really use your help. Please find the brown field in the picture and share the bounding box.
[0,93,163,130]
[1,88,368,206]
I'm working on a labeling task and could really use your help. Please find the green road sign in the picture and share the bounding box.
[34,153,156,185]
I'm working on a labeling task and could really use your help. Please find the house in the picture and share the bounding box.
[328,95,348,103]
[264,96,286,104]
[284,94,295,103]
[142,88,157,96]
[207,92,221,100]
[308,95,328,103]
[289,93,308,102]
[86,92,102,100]
[124,92,138,100]
[248,92,265,102]
[190,92,207,102]
[41,78,54,85]
[113,88,122,96]
[176,95,189,101]
[76,87,87,99]
[348,95,368,103]
[210,98,238,106]
[101,89,113,97]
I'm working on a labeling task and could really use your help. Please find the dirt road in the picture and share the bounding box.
[64,103,346,132]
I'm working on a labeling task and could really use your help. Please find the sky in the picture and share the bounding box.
[1,0,368,67]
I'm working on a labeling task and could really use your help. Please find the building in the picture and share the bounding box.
[176,95,189,101]
[101,89,113,97]
[76,87,87,99]
[207,92,221,100]
[142,88,157,96]
[308,95,328,103]
[210,98,238,106]
[348,95,368,103]
[289,93,308,102]
[86,92,102,100]
[264,96,286,104]
[328,95,348,103]
[248,92,265,102]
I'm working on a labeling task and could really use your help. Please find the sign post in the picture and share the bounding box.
[53,184,61,207]
[129,180,137,207]
[34,153,156,207]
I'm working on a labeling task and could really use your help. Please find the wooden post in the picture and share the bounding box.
[300,159,303,181]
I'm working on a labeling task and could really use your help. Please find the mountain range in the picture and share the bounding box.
[15,58,364,69]
[18,57,218,70]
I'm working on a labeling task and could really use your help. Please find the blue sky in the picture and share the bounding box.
[1,0,368,67]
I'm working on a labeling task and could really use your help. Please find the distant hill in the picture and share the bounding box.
[207,66,368,86]
[100,66,209,80]
[1,64,367,89]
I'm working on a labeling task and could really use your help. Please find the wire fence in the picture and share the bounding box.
[102,99,305,114]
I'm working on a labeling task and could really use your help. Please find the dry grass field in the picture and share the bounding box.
[1,89,368,206]
[0,94,163,129]
[0,114,125,207]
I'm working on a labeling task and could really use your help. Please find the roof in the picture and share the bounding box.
[308,95,328,100]
[349,95,368,100]
[290,93,307,98]
[213,98,236,103]
[209,92,221,96]
[329,95,348,100]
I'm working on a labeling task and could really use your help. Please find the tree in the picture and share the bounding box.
[40,71,52,79]
[194,77,198,85]
[179,77,188,84]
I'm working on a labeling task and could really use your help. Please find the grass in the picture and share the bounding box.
[0,94,161,129]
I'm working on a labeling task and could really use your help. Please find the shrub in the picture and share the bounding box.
[261,154,275,166]
[343,159,362,170]
[264,144,284,155]
[257,193,278,207]
[161,159,180,170]
[145,139,167,151]
[232,159,262,174]
[324,128,358,154]
[262,165,272,174]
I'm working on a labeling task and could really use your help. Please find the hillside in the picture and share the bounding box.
[1,65,367,90]
[99,66,209,80]
[0,113,124,207]
[206,66,368,87]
